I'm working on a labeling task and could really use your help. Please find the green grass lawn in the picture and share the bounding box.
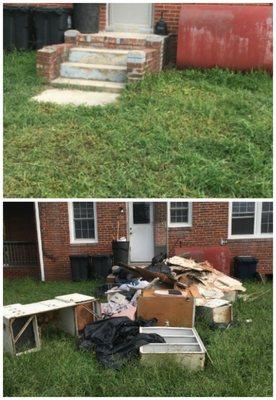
[4,51,272,198]
[3,278,272,397]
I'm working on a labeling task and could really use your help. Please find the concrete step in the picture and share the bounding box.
[33,88,119,107]
[51,77,125,93]
[60,62,127,83]
[69,47,129,66]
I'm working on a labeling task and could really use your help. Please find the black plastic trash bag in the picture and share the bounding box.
[147,253,171,275]
[79,316,165,369]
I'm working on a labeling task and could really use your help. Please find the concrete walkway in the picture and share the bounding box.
[32,88,119,107]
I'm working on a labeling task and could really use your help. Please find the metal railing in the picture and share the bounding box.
[3,241,39,266]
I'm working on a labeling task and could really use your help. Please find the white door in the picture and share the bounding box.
[129,202,154,262]
[108,4,153,33]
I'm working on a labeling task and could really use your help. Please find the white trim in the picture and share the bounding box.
[68,202,98,244]
[167,202,193,228]
[228,201,273,240]
[34,202,45,282]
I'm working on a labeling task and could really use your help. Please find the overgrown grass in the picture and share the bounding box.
[3,278,273,397]
[4,51,272,198]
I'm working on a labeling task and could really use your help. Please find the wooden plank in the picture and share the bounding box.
[13,316,34,343]
[137,294,195,327]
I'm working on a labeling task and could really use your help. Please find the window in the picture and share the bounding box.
[229,202,273,238]
[231,202,255,235]
[261,202,273,233]
[133,202,150,224]
[168,202,192,227]
[69,202,98,243]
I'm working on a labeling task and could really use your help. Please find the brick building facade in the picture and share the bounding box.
[3,201,273,281]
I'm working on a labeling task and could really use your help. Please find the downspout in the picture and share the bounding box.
[34,202,45,282]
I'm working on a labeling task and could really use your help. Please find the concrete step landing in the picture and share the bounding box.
[32,88,120,107]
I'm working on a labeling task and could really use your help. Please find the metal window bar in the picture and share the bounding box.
[3,241,39,266]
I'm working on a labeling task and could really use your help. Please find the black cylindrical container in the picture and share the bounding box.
[69,255,89,281]
[233,256,258,280]
[73,4,99,33]
[89,254,112,279]
[112,240,129,265]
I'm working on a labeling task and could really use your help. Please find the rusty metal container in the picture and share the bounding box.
[177,4,272,72]
[175,245,232,275]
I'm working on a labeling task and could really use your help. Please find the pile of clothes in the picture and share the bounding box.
[101,279,150,320]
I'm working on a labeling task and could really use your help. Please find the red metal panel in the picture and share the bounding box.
[175,246,232,275]
[177,4,272,72]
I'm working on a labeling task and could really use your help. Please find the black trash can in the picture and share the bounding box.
[32,7,72,49]
[73,4,99,33]
[4,6,33,51]
[69,255,89,281]
[233,256,258,280]
[89,254,112,279]
[112,240,130,265]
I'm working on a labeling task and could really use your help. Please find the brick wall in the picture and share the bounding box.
[4,266,40,280]
[4,202,272,281]
[154,202,167,252]
[37,43,73,81]
[39,202,127,281]
[99,4,106,31]
[169,202,272,275]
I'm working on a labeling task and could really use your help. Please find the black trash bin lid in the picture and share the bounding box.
[31,7,71,14]
[4,6,30,12]
[69,254,89,259]
[92,253,112,258]
[234,256,258,263]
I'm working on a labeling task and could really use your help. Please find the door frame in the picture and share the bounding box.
[106,4,154,32]
[128,202,154,263]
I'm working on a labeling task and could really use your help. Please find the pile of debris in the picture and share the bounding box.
[167,255,246,304]
[101,255,246,322]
